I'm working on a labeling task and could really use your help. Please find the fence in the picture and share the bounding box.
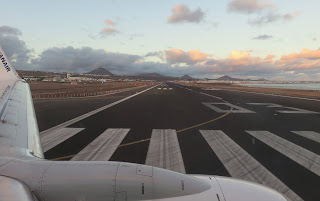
[32,86,145,99]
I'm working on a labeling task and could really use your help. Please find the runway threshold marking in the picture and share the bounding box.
[41,128,85,152]
[50,84,233,161]
[246,131,320,176]
[40,84,160,137]
[145,129,186,174]
[71,128,130,161]
[200,130,302,201]
[291,131,320,144]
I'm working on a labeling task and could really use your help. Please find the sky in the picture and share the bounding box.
[1,0,320,80]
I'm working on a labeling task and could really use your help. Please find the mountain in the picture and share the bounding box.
[138,72,166,78]
[217,75,242,81]
[86,67,114,76]
[180,75,193,80]
[256,78,268,81]
[216,75,268,81]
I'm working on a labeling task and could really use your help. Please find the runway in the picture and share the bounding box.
[34,82,320,201]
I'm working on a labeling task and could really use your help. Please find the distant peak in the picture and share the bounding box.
[180,75,193,79]
[86,67,114,76]
[138,72,164,77]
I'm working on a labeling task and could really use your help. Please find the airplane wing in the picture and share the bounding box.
[0,47,43,159]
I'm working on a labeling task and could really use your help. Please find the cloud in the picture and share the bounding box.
[145,51,165,61]
[228,0,275,14]
[167,4,204,23]
[31,46,141,73]
[0,26,22,36]
[100,27,119,37]
[248,12,299,25]
[29,47,320,80]
[0,26,31,69]
[164,49,208,65]
[280,49,320,60]
[283,11,301,20]
[252,34,273,40]
[2,26,320,80]
[105,19,115,25]
[228,0,299,25]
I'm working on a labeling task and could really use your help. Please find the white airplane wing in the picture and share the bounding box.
[0,47,43,159]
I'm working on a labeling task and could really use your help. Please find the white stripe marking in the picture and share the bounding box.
[291,131,320,144]
[203,102,255,113]
[202,88,220,91]
[71,128,130,161]
[40,84,159,136]
[199,92,222,100]
[216,88,320,102]
[41,128,85,152]
[145,129,186,174]
[200,130,302,201]
[246,131,320,176]
[247,103,318,114]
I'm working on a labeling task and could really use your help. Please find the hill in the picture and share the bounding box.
[138,72,166,78]
[217,75,268,81]
[180,75,193,80]
[217,75,242,81]
[86,67,114,76]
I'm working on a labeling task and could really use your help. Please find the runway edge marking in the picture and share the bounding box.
[200,130,302,201]
[40,84,160,136]
[246,130,320,176]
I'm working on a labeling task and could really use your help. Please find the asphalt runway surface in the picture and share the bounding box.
[35,83,320,201]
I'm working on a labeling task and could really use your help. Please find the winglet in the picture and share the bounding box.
[0,47,20,104]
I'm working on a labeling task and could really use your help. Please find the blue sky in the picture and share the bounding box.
[1,0,320,80]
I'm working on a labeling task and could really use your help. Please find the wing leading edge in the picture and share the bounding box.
[0,47,43,158]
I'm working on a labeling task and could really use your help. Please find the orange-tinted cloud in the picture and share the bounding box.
[165,49,208,64]
[100,27,119,36]
[167,4,204,23]
[227,50,251,60]
[225,50,265,66]
[281,49,320,60]
[105,19,115,25]
[188,50,208,62]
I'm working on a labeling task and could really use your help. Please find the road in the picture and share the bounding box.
[35,82,320,201]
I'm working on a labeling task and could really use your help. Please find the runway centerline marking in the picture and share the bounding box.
[291,131,320,144]
[71,128,130,161]
[145,129,185,173]
[41,127,85,152]
[200,130,302,201]
[246,130,320,176]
